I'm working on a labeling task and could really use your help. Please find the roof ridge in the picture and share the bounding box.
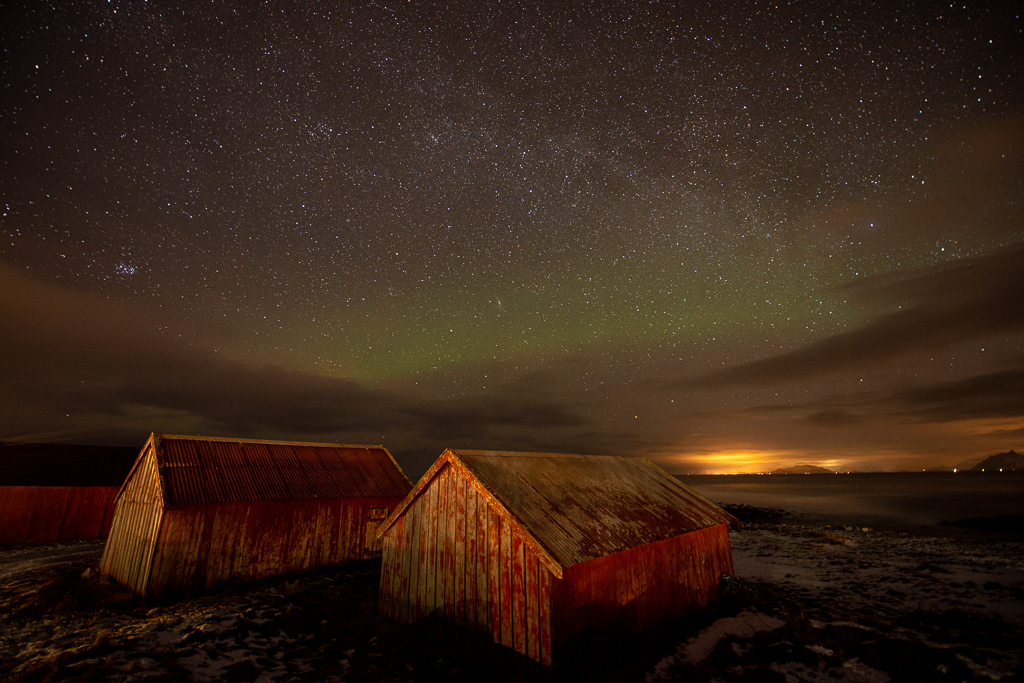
[156,433,385,449]
[379,448,735,570]
[451,449,623,459]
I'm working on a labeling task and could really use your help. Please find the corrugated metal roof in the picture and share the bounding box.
[154,434,412,507]
[0,443,139,487]
[384,449,736,570]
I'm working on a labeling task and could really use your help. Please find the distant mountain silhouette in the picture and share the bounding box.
[970,450,1024,472]
[953,455,985,471]
[772,464,835,474]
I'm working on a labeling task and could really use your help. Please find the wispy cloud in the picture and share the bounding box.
[680,243,1024,388]
[0,267,604,469]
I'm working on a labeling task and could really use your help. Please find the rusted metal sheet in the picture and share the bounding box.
[140,496,402,596]
[487,503,501,648]
[100,433,411,597]
[464,485,478,640]
[364,506,386,551]
[452,450,735,568]
[538,564,552,666]
[156,434,410,506]
[420,477,437,624]
[473,488,489,648]
[434,465,448,628]
[526,551,539,659]
[379,449,735,577]
[100,440,164,595]
[552,523,733,646]
[499,514,513,649]
[378,449,737,666]
[378,461,555,664]
[380,514,403,618]
[399,488,415,625]
[454,471,467,637]
[0,486,120,546]
[444,466,457,638]
[0,442,138,545]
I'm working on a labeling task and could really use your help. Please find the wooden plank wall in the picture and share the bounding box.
[143,495,402,596]
[100,450,164,595]
[0,486,121,546]
[379,463,553,665]
[550,523,734,647]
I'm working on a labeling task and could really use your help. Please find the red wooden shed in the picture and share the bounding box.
[100,433,412,597]
[376,449,736,666]
[0,442,138,546]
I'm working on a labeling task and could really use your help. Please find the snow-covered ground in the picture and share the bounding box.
[649,524,1024,682]
[0,539,105,579]
[1,519,1022,682]
[731,524,1024,627]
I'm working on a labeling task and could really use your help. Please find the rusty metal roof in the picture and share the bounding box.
[152,434,412,507]
[0,442,139,487]
[382,449,736,571]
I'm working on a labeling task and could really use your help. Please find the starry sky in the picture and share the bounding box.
[2,1,1022,475]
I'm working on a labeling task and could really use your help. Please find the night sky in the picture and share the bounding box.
[2,1,1022,475]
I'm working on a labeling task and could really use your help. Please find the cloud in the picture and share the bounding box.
[0,267,398,432]
[0,266,601,466]
[408,389,587,440]
[735,357,1024,427]
[681,242,1024,388]
[879,366,1024,422]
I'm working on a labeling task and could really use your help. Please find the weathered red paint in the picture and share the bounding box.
[0,486,121,546]
[0,443,139,546]
[100,433,411,597]
[377,449,736,666]
[143,497,401,595]
[550,524,734,646]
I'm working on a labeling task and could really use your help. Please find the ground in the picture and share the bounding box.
[1,510,1021,682]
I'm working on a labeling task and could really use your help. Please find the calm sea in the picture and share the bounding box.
[680,472,1024,537]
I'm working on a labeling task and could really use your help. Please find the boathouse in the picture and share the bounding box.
[100,433,412,597]
[376,449,736,666]
[0,442,138,546]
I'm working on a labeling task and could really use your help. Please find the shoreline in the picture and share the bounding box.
[684,471,1024,541]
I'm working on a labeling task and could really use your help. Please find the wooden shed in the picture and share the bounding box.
[100,433,412,597]
[0,442,138,546]
[376,449,737,667]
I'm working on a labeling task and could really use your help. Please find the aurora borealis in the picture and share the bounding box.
[2,2,1022,475]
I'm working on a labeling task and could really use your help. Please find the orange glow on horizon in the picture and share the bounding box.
[670,450,833,474]
[655,448,916,474]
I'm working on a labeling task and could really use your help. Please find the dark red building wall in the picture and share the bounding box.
[551,523,734,647]
[143,495,402,596]
[379,462,555,665]
[0,486,120,546]
[380,464,735,666]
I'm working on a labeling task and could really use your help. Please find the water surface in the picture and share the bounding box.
[680,471,1024,536]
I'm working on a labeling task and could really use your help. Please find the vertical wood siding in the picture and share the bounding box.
[140,495,402,597]
[0,486,120,546]
[379,463,555,664]
[379,451,736,667]
[551,523,734,647]
[100,449,164,595]
[381,470,733,666]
